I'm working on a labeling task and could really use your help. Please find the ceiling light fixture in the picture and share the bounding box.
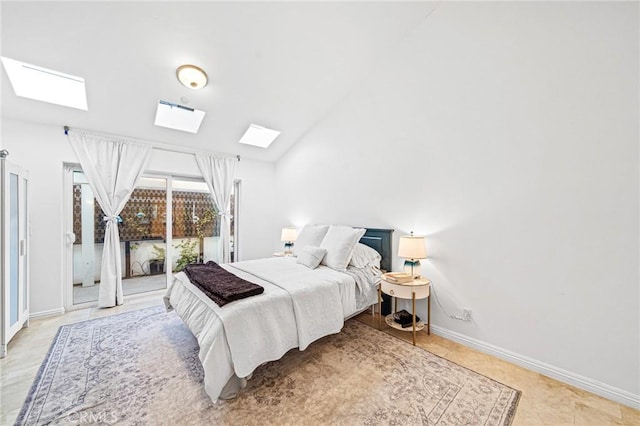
[176,64,208,89]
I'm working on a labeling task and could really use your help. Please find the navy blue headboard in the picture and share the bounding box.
[359,228,394,272]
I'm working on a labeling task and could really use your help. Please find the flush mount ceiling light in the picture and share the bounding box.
[1,56,88,110]
[176,64,208,89]
[238,124,281,148]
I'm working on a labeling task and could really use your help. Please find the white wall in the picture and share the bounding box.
[274,2,639,404]
[0,118,277,314]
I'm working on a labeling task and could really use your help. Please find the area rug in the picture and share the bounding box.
[17,306,520,425]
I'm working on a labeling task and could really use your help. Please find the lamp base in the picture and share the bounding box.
[284,242,294,255]
[403,259,421,279]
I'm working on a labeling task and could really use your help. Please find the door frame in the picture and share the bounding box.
[62,166,239,310]
[63,164,92,311]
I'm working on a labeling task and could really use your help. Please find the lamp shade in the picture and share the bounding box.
[281,227,298,242]
[398,235,427,259]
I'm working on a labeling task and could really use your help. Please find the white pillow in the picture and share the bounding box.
[319,226,366,271]
[296,246,327,269]
[349,243,381,269]
[292,225,329,257]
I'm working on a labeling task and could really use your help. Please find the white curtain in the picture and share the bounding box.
[68,131,151,308]
[195,155,238,263]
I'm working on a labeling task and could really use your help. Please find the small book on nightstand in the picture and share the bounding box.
[383,272,413,284]
[393,310,421,327]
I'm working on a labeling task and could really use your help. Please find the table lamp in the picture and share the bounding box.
[281,227,298,255]
[398,232,427,278]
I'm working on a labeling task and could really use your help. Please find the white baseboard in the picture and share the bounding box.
[30,307,66,320]
[430,325,640,410]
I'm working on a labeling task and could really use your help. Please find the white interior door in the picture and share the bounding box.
[1,160,29,357]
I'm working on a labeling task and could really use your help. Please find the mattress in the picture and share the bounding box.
[164,256,377,401]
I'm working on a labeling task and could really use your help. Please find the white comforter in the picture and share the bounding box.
[164,257,367,402]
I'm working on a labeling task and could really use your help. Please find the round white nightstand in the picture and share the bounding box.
[378,274,430,345]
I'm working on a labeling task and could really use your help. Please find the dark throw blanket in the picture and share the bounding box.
[183,261,264,307]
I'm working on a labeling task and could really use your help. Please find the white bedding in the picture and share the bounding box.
[164,256,377,402]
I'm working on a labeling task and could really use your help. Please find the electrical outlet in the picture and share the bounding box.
[462,309,472,321]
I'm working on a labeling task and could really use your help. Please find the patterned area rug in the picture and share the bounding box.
[17,306,520,425]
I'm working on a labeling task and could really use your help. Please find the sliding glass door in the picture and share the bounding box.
[71,173,168,305]
[68,170,238,307]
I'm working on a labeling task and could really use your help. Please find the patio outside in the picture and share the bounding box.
[72,179,233,305]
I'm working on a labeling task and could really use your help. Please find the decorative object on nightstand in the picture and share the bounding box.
[280,227,297,255]
[378,273,430,345]
[398,232,427,278]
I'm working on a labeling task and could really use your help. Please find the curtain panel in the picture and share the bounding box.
[195,155,238,264]
[68,131,151,308]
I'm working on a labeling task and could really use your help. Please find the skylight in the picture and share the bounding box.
[154,100,205,134]
[238,124,281,148]
[0,56,88,110]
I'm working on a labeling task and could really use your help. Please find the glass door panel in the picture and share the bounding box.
[72,173,168,304]
[2,161,29,356]
[200,188,238,262]
[122,177,167,296]
[22,177,28,312]
[171,179,215,269]
[72,171,102,304]
[170,179,237,266]
[9,173,19,326]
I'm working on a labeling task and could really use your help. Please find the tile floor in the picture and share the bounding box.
[1,294,638,425]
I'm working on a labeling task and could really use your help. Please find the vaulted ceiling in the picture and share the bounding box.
[1,1,434,162]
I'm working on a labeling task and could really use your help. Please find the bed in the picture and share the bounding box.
[163,226,393,402]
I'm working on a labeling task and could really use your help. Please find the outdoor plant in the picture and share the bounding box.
[174,239,198,272]
[148,244,166,275]
[194,209,216,240]
[194,208,216,263]
[151,244,166,261]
